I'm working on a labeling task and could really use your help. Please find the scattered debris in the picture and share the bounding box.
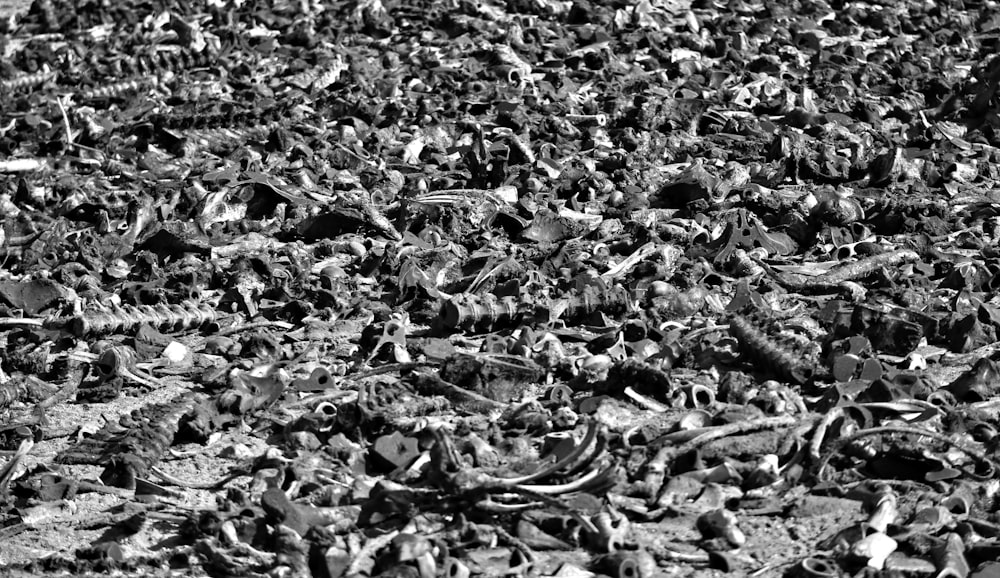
[0,0,997,575]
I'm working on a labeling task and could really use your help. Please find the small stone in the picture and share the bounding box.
[845,336,871,355]
[286,431,321,452]
[218,442,254,459]
[647,281,672,298]
[370,431,420,471]
[261,488,307,535]
[696,509,745,548]
[162,341,189,365]
[832,354,860,382]
[860,358,884,381]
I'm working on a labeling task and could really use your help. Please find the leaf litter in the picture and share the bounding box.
[0,0,998,576]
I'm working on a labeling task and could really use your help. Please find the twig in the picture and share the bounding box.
[600,242,657,281]
[430,378,507,410]
[649,543,711,563]
[565,113,608,126]
[684,324,729,341]
[494,524,537,570]
[480,488,600,536]
[841,478,935,493]
[809,407,845,461]
[647,415,805,479]
[216,319,294,337]
[0,523,28,539]
[516,466,609,495]
[331,140,377,166]
[35,376,78,412]
[54,94,74,145]
[76,479,134,497]
[349,361,432,380]
[467,256,513,294]
[750,561,798,577]
[67,140,104,154]
[286,390,356,410]
[494,421,600,485]
[476,498,544,513]
[0,158,43,172]
[358,190,402,241]
[409,371,508,410]
[412,189,515,210]
[346,530,400,577]
[754,249,919,292]
[0,317,44,327]
[623,386,670,412]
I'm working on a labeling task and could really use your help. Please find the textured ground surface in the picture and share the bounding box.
[0,0,999,576]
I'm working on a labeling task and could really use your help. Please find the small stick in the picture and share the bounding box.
[358,191,402,241]
[842,478,934,493]
[412,372,507,411]
[564,113,608,127]
[601,242,657,281]
[0,317,44,327]
[0,158,43,172]
[346,530,400,577]
[119,367,161,389]
[476,498,542,513]
[287,390,356,410]
[516,466,610,495]
[623,386,670,412]
[652,547,710,564]
[34,376,78,412]
[412,188,516,210]
[331,141,377,166]
[0,523,27,539]
[494,524,537,570]
[647,415,805,478]
[809,407,845,461]
[68,140,104,154]
[684,324,729,341]
[487,488,601,536]
[496,422,600,485]
[54,94,74,145]
[349,361,431,380]
[754,249,919,292]
[6,230,45,247]
[210,236,283,260]
[216,320,293,337]
[76,479,134,497]
[467,256,513,294]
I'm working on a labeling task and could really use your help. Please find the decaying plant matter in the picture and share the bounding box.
[0,0,999,575]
